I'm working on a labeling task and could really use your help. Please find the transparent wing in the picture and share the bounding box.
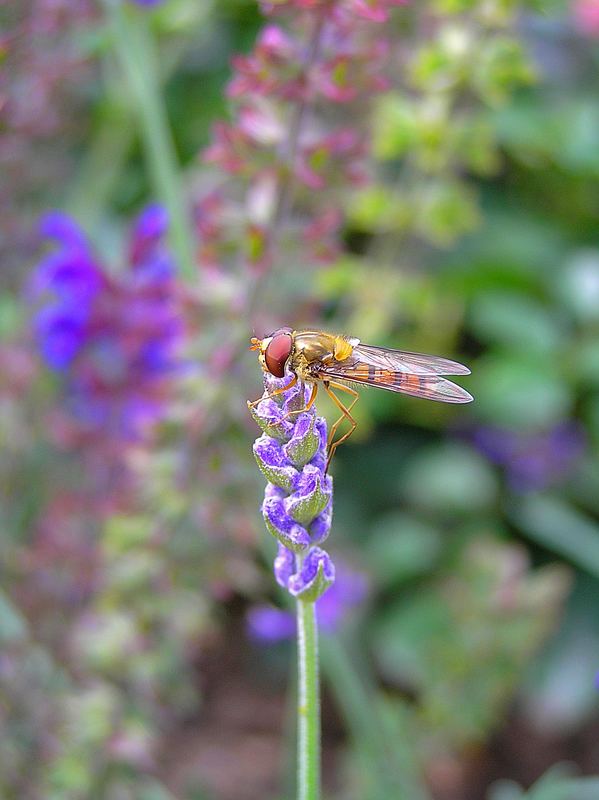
[352,343,471,376]
[317,357,473,404]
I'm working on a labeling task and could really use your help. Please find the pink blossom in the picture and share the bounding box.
[573,0,599,36]
[260,0,330,13]
[315,41,390,102]
[203,122,258,175]
[303,208,343,262]
[200,0,394,284]
[260,0,408,21]
[228,25,304,100]
[349,0,408,23]
[238,103,285,145]
[296,128,366,189]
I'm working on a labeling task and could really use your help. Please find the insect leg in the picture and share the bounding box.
[326,382,360,445]
[284,382,318,418]
[323,381,359,471]
[247,375,298,408]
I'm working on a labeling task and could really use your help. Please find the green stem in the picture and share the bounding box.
[297,597,320,800]
[65,109,135,230]
[101,0,195,280]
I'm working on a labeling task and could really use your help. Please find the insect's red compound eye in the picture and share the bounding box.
[264,332,293,377]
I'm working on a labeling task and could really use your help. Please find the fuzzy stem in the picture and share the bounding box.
[102,0,195,281]
[297,597,320,800]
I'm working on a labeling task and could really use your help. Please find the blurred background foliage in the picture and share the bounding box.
[1,0,599,798]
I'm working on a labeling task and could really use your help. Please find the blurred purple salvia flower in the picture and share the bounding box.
[317,562,367,631]
[247,561,368,643]
[250,371,335,600]
[30,213,104,308]
[247,606,297,642]
[34,304,89,370]
[31,206,186,443]
[471,422,586,493]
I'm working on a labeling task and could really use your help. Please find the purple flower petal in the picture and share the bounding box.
[317,564,367,632]
[247,606,296,643]
[35,305,88,369]
[263,486,311,552]
[31,205,184,442]
[30,251,103,306]
[274,543,296,589]
[134,203,169,240]
[472,422,586,493]
[39,211,89,252]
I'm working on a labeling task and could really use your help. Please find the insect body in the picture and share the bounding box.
[249,328,472,469]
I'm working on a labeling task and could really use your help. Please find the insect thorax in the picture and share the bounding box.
[292,331,357,381]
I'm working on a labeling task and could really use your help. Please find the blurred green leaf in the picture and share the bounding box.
[511,495,599,578]
[556,250,599,324]
[0,589,27,644]
[138,780,178,800]
[349,186,411,232]
[585,397,599,446]
[471,355,572,429]
[415,180,481,246]
[366,512,442,585]
[0,295,23,339]
[372,538,569,748]
[473,37,535,105]
[372,95,419,160]
[521,576,599,734]
[468,291,563,355]
[495,97,599,176]
[401,443,498,514]
[571,337,599,390]
[488,780,526,800]
[495,764,599,800]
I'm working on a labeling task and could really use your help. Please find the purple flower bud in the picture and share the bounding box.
[254,435,300,491]
[247,561,368,643]
[251,371,335,599]
[288,547,335,601]
[263,485,312,552]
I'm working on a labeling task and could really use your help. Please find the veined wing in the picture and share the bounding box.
[317,358,473,404]
[352,343,471,376]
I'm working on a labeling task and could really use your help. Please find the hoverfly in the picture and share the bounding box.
[249,328,473,469]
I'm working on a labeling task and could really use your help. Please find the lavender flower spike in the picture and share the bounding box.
[250,371,335,601]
